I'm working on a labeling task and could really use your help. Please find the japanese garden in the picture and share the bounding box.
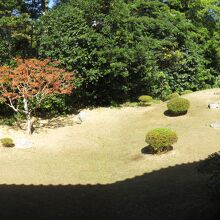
[0,0,219,219]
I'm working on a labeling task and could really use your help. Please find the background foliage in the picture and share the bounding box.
[0,0,220,111]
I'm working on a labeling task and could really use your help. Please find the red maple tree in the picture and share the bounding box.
[0,58,74,134]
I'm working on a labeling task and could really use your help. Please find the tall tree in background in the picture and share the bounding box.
[0,0,50,64]
[0,0,33,64]
[0,0,220,108]
[41,0,49,13]
[38,0,219,104]
[23,0,49,18]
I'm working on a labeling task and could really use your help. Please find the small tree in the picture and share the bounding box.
[0,58,74,134]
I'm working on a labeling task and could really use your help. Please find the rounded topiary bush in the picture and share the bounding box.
[138,95,153,103]
[167,97,190,116]
[145,128,178,153]
[166,92,180,100]
[0,137,15,148]
[138,95,153,106]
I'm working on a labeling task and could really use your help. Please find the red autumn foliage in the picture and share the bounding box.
[0,58,74,114]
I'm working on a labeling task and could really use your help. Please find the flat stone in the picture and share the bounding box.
[208,103,220,109]
[210,122,220,129]
[15,138,32,149]
[72,111,88,124]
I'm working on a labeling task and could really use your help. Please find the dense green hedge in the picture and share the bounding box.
[37,0,219,106]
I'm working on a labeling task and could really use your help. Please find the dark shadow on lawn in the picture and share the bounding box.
[141,145,173,154]
[34,116,75,131]
[164,110,187,117]
[0,159,219,220]
[10,116,76,134]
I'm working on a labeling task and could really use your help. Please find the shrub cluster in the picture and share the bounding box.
[166,93,180,100]
[0,137,15,148]
[138,95,153,106]
[145,128,178,153]
[167,97,190,115]
[0,117,16,126]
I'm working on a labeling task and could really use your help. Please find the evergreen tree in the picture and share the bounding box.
[0,0,32,64]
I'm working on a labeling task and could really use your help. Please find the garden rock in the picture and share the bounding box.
[15,138,32,149]
[74,111,88,124]
[78,111,87,122]
[210,122,220,129]
[208,103,220,109]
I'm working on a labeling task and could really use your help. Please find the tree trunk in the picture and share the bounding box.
[41,0,49,14]
[26,113,32,135]
[23,98,33,135]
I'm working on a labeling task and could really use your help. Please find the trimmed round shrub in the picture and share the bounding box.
[138,95,153,106]
[145,128,178,153]
[0,137,15,148]
[167,97,190,115]
[166,92,180,100]
[181,90,193,95]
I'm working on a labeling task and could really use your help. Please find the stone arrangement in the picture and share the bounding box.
[15,138,32,149]
[208,103,220,109]
[210,122,220,129]
[209,96,220,128]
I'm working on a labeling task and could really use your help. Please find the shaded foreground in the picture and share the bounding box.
[0,159,219,220]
